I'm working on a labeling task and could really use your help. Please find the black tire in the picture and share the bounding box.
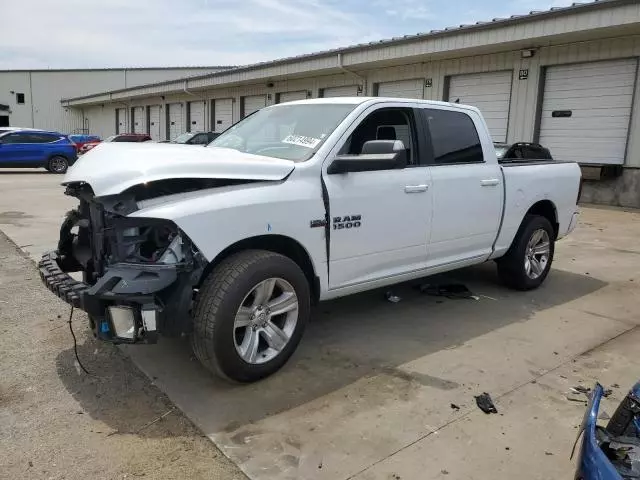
[192,250,310,383]
[497,215,555,291]
[48,156,69,174]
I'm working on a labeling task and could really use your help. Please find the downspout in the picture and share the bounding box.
[337,53,366,95]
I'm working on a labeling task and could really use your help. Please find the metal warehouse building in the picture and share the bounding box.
[0,66,232,134]
[9,0,640,207]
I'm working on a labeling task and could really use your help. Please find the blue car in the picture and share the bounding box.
[574,381,640,479]
[0,129,78,173]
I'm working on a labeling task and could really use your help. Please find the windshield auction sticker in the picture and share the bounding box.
[282,135,321,149]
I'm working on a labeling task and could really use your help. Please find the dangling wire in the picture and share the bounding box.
[68,306,92,375]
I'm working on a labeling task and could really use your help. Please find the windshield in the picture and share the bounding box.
[209,103,356,162]
[173,132,196,144]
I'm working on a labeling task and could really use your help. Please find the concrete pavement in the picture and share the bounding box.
[1,169,638,479]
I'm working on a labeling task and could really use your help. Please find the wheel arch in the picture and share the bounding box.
[199,234,320,304]
[525,200,558,239]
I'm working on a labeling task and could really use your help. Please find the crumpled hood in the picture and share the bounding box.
[63,142,295,196]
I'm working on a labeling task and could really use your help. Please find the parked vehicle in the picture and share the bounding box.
[170,132,221,145]
[39,98,581,382]
[78,141,101,155]
[104,133,152,143]
[494,141,553,162]
[0,130,77,173]
[69,134,101,153]
[573,380,640,479]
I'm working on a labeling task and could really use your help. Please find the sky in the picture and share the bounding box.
[1,0,578,70]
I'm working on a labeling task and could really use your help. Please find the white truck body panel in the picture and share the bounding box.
[62,97,580,301]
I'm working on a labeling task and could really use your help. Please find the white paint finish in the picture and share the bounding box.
[321,85,359,97]
[377,79,424,99]
[168,103,184,140]
[212,98,233,132]
[116,108,127,134]
[539,58,638,165]
[188,101,206,132]
[277,91,308,103]
[132,106,146,134]
[66,143,295,197]
[148,105,161,141]
[242,95,266,118]
[448,71,513,142]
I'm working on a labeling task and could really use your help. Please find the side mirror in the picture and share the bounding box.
[328,140,407,174]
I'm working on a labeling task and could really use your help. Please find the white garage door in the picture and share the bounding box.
[132,107,146,134]
[242,95,266,118]
[277,91,308,103]
[377,79,424,99]
[148,105,161,141]
[188,101,206,132]
[539,59,637,165]
[322,85,359,97]
[212,98,233,132]
[168,103,184,141]
[448,71,513,142]
[116,108,127,134]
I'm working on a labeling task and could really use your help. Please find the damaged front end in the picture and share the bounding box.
[39,181,208,344]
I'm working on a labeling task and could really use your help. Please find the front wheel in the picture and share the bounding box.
[497,215,555,291]
[48,156,69,174]
[192,250,310,383]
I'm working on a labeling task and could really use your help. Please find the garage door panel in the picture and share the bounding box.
[322,85,359,97]
[377,79,424,99]
[168,103,184,141]
[539,58,637,165]
[132,107,146,134]
[116,108,127,134]
[149,105,161,141]
[543,86,633,100]
[213,98,233,132]
[449,71,512,142]
[242,95,266,117]
[189,101,205,132]
[278,91,307,103]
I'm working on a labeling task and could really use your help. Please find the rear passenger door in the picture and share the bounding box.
[418,107,503,267]
[0,133,40,164]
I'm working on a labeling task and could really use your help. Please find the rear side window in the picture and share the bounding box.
[423,109,484,164]
[28,133,59,143]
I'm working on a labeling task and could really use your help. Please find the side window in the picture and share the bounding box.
[339,107,416,165]
[423,109,484,164]
[1,133,31,144]
[190,134,209,145]
[522,145,552,160]
[28,133,57,143]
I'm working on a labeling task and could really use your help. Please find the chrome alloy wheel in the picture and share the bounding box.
[525,228,551,280]
[233,277,299,364]
[49,156,67,173]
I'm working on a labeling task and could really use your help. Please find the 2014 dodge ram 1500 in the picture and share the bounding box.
[39,98,581,382]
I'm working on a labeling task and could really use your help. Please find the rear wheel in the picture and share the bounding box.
[48,156,69,174]
[192,250,310,383]
[497,215,555,290]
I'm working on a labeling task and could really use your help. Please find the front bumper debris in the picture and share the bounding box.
[38,250,192,345]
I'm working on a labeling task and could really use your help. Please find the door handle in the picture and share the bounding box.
[481,179,500,187]
[405,184,428,193]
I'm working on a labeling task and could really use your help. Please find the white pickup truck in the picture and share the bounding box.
[39,98,581,382]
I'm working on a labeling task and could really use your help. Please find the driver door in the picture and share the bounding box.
[323,105,432,290]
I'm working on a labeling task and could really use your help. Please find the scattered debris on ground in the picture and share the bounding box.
[417,283,479,300]
[385,291,401,303]
[450,403,461,411]
[475,393,498,414]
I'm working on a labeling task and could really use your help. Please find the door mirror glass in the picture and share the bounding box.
[328,139,407,174]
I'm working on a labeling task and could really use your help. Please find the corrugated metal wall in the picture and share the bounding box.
[0,67,227,134]
[79,35,640,166]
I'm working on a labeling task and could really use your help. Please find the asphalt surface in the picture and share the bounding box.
[1,168,639,479]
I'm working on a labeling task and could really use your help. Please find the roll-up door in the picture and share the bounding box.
[212,98,233,132]
[116,108,127,134]
[148,105,161,141]
[241,95,266,118]
[448,71,513,142]
[132,107,146,134]
[168,103,184,141]
[188,101,206,132]
[321,85,359,97]
[538,59,637,165]
[377,79,424,99]
[277,91,308,103]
